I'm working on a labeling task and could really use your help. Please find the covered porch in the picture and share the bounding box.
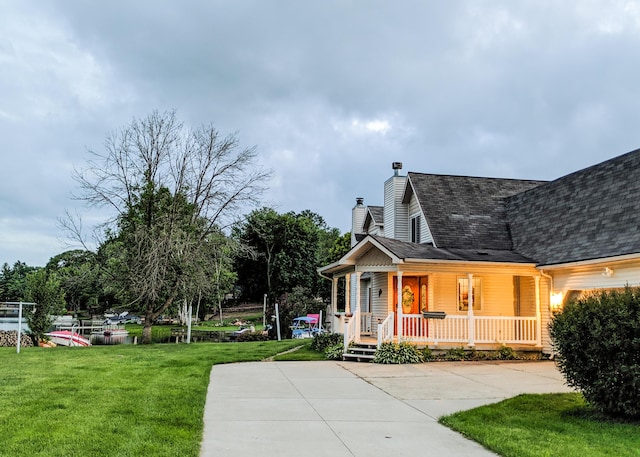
[324,266,546,353]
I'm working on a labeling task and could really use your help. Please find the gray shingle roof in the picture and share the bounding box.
[507,148,640,265]
[406,173,546,250]
[371,235,534,263]
[367,206,384,224]
[362,205,384,233]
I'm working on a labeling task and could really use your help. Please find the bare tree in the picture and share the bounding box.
[73,110,270,342]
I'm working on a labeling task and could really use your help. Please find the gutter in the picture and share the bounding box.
[404,258,537,267]
[538,252,640,270]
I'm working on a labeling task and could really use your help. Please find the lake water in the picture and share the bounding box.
[0,318,30,332]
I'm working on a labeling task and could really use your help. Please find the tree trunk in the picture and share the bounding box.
[142,319,153,344]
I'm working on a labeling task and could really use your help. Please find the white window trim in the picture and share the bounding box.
[457,276,482,312]
[410,213,421,243]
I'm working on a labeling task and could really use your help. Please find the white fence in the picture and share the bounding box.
[398,314,538,346]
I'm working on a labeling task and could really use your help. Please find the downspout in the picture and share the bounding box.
[539,269,553,296]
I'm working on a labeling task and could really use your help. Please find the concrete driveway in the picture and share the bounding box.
[200,360,571,457]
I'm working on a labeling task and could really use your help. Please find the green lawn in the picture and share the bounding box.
[0,340,303,457]
[440,393,640,457]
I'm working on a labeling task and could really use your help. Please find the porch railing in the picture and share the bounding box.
[474,316,537,344]
[398,314,538,346]
[360,312,373,335]
[343,311,358,350]
[377,312,394,347]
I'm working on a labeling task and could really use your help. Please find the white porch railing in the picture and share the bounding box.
[377,312,394,346]
[343,312,357,350]
[395,314,538,346]
[474,316,537,344]
[360,312,373,335]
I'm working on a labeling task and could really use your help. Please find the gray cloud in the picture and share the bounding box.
[2,1,640,266]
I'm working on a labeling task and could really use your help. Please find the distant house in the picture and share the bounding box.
[319,149,640,355]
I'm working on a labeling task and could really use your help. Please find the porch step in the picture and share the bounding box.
[343,343,377,362]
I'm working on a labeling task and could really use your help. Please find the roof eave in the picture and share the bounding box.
[404,258,537,267]
[537,252,640,270]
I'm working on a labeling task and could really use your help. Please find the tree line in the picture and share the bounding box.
[1,111,351,343]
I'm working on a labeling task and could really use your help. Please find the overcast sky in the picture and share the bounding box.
[2,1,640,267]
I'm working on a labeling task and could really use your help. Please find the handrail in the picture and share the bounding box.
[377,312,394,347]
[343,314,357,352]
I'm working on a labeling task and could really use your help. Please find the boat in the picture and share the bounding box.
[45,330,91,347]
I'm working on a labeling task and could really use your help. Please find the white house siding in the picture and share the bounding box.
[365,218,383,236]
[551,263,640,293]
[384,175,408,240]
[372,273,390,337]
[408,193,434,244]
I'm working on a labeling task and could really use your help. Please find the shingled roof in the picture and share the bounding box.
[507,148,640,265]
[405,173,546,250]
[362,205,384,231]
[372,235,534,263]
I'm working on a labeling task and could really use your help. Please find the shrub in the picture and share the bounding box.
[549,287,640,418]
[325,343,344,360]
[443,346,467,361]
[495,345,517,360]
[373,342,424,364]
[311,332,343,353]
[422,346,434,361]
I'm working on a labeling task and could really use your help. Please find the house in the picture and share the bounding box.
[318,149,640,355]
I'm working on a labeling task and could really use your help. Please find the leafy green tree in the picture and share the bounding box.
[327,231,351,263]
[0,261,38,301]
[234,208,345,305]
[72,110,270,343]
[46,250,100,314]
[24,269,66,342]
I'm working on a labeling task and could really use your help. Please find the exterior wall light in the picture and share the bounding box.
[550,292,564,312]
[602,267,614,277]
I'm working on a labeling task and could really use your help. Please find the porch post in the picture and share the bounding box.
[345,273,351,315]
[355,271,362,343]
[467,273,475,347]
[331,276,338,333]
[535,276,542,347]
[397,271,403,342]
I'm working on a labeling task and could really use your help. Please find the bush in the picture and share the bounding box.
[325,343,344,360]
[549,287,640,418]
[373,342,424,364]
[422,346,434,361]
[443,346,468,361]
[311,332,342,352]
[494,345,517,360]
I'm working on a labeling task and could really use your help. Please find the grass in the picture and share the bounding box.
[440,393,640,457]
[272,341,327,361]
[0,340,303,457]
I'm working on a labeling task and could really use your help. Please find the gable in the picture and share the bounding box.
[356,245,393,267]
[406,173,545,250]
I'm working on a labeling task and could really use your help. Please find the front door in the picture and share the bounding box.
[393,276,428,335]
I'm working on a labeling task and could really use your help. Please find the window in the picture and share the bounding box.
[457,277,482,312]
[410,215,421,243]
